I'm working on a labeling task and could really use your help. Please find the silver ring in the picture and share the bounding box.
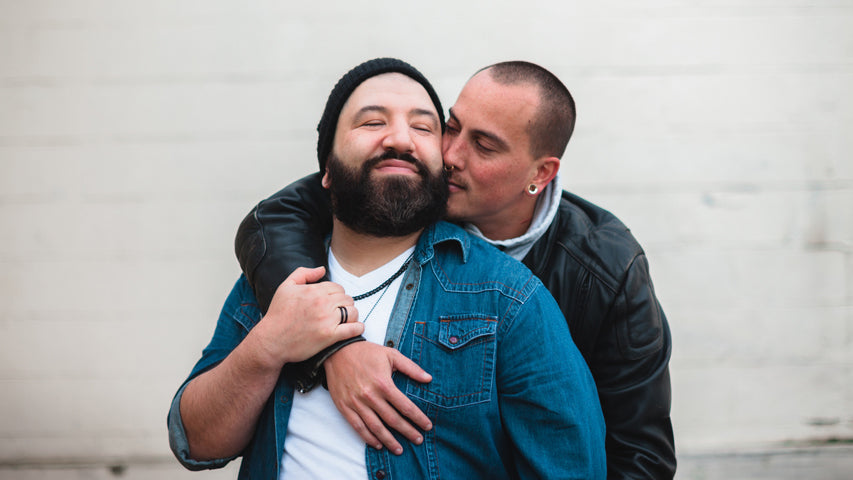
[338,306,348,324]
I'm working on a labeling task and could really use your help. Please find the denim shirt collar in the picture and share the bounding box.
[414,221,471,266]
[323,221,470,268]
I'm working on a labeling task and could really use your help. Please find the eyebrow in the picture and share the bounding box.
[448,108,509,152]
[354,105,389,118]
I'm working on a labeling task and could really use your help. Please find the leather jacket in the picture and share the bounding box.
[235,172,676,479]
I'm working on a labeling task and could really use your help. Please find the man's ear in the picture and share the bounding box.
[531,156,560,188]
[321,170,331,189]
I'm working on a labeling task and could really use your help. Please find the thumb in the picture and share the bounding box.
[282,266,326,287]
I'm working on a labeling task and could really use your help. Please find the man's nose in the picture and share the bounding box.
[382,123,414,153]
[442,133,462,170]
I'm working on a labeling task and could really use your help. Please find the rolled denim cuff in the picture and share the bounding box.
[283,336,367,393]
[167,384,237,471]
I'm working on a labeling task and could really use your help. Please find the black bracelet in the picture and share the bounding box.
[284,336,367,393]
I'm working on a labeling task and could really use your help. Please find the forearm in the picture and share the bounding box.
[179,331,282,461]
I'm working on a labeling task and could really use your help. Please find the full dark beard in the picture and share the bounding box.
[326,151,449,237]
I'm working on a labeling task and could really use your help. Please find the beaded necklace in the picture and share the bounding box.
[352,254,412,323]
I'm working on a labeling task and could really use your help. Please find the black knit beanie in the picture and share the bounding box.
[316,57,445,171]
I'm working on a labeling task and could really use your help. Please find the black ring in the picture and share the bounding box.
[338,306,348,324]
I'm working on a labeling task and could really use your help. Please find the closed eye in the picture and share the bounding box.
[412,124,435,133]
[475,141,496,154]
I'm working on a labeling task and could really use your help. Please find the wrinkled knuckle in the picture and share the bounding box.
[338,392,357,406]
[357,386,376,401]
[365,418,385,432]
[351,422,369,436]
[397,404,415,417]
[388,418,409,431]
[375,380,396,395]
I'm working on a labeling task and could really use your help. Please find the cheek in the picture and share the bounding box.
[423,150,444,172]
[344,131,385,156]
[420,140,444,165]
[470,163,521,198]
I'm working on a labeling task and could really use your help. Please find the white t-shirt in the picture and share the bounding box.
[279,247,414,479]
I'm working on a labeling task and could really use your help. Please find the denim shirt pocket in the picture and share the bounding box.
[407,315,498,408]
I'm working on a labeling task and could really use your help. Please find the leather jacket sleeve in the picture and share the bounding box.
[595,254,675,479]
[234,172,363,392]
[235,172,331,314]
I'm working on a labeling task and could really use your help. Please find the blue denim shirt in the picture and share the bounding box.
[169,221,606,479]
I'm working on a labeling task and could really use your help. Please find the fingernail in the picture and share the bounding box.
[415,436,423,444]
[394,447,403,455]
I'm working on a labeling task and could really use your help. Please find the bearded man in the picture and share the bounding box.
[168,58,606,480]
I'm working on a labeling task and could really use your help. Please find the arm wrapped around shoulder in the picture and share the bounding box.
[235,172,351,391]
[235,172,333,314]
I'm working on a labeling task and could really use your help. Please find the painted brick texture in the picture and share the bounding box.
[1,0,850,472]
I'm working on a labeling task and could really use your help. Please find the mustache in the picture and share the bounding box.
[364,150,421,169]
[362,150,450,186]
[445,170,462,185]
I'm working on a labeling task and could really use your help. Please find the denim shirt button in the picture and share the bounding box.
[449,335,459,344]
[385,340,395,348]
[374,469,387,479]
[405,283,414,290]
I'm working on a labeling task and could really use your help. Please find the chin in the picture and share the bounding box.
[444,204,465,223]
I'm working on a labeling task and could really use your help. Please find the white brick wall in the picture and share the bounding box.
[1,0,850,471]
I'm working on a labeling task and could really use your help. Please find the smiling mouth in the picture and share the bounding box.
[377,159,416,169]
[372,158,421,177]
[375,169,418,179]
